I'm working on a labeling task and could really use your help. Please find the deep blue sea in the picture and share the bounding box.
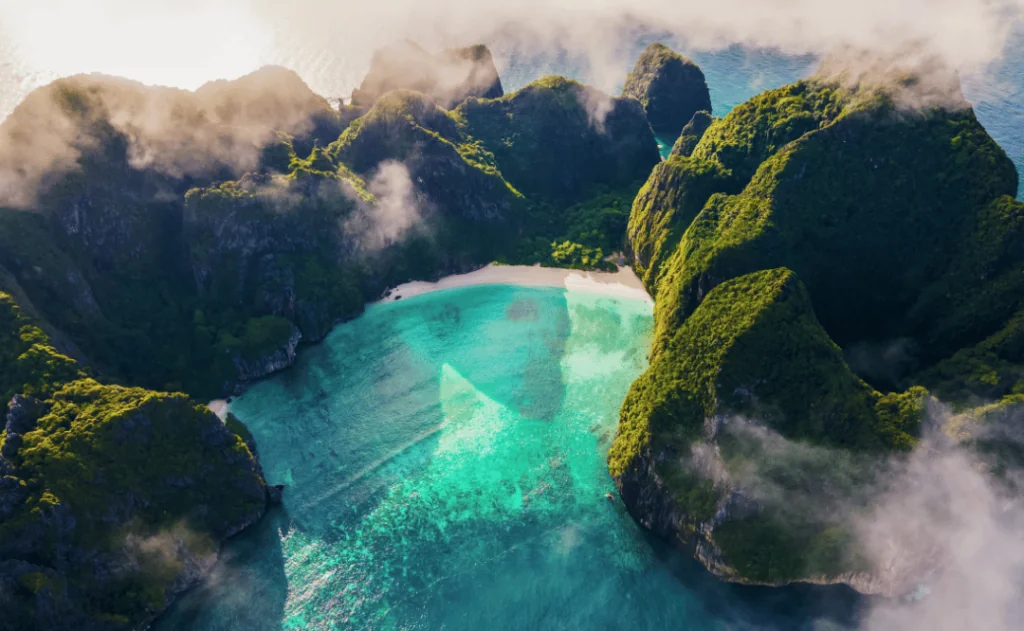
[154,285,865,631]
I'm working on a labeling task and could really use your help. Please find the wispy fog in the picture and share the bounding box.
[707,402,1024,630]
[0,68,331,207]
[343,160,426,251]
[1,0,1022,118]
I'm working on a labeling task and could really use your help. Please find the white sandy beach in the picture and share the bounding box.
[209,263,651,415]
[377,263,652,304]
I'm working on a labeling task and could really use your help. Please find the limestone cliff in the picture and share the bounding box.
[351,40,503,109]
[0,293,270,631]
[612,69,1024,592]
[623,43,712,141]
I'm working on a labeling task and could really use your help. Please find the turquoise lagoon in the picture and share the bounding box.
[156,284,861,631]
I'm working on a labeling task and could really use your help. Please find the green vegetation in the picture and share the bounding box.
[0,293,266,629]
[627,155,733,289]
[713,517,866,583]
[670,110,713,158]
[453,76,659,203]
[0,292,84,407]
[612,71,1021,587]
[622,43,712,140]
[918,301,1024,403]
[507,186,640,270]
[0,51,662,630]
[610,269,920,478]
[8,380,263,548]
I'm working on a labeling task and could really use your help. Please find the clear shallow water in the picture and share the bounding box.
[155,285,862,631]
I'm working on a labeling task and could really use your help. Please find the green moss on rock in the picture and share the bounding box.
[670,110,713,158]
[0,294,267,630]
[613,69,1017,591]
[623,43,712,140]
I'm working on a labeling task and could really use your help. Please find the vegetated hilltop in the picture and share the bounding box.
[612,65,1024,592]
[623,43,712,142]
[0,292,270,631]
[0,42,659,629]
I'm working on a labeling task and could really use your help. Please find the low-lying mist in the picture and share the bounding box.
[707,401,1024,630]
[2,0,1022,115]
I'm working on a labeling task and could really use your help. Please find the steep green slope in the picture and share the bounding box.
[622,43,712,140]
[0,292,268,631]
[613,73,1023,590]
[669,110,713,158]
[453,76,659,203]
[611,269,919,480]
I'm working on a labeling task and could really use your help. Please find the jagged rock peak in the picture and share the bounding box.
[623,43,712,140]
[351,40,503,109]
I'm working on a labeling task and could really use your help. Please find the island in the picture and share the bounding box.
[613,65,1024,593]
[0,39,1021,629]
[0,44,658,629]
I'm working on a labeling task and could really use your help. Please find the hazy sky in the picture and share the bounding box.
[1,0,1023,119]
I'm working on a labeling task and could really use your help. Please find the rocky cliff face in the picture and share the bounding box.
[613,68,1024,593]
[618,430,901,597]
[351,41,503,110]
[230,324,302,385]
[623,43,712,141]
[0,295,271,631]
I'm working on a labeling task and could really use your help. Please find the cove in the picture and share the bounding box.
[155,284,863,630]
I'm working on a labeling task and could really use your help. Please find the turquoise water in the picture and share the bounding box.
[155,284,861,630]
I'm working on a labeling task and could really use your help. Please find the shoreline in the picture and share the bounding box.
[208,263,651,417]
[375,263,652,305]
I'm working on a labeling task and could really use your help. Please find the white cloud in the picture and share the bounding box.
[1,0,1022,118]
[343,160,425,251]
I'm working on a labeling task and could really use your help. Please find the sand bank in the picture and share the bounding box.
[377,264,652,304]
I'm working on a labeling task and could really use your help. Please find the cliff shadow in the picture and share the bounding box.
[411,285,572,423]
[644,531,868,630]
[151,506,290,631]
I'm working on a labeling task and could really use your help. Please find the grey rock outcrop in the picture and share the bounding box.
[231,324,302,386]
[351,40,503,109]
